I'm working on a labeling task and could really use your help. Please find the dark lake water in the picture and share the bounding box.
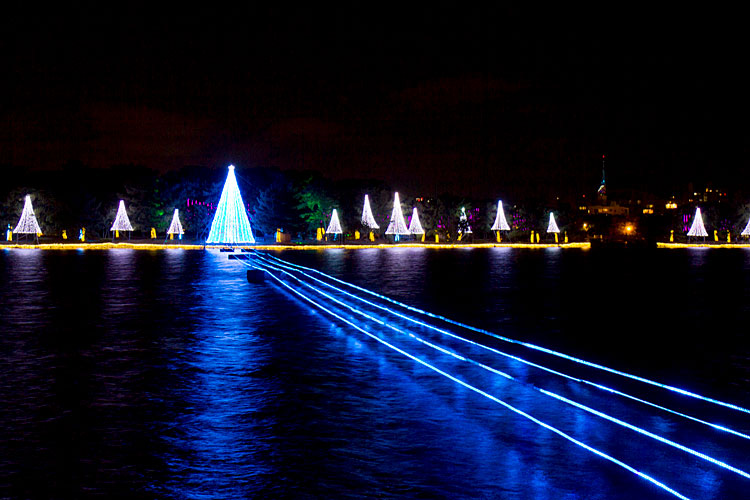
[1,247,749,499]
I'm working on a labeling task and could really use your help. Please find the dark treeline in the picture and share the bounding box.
[2,162,749,243]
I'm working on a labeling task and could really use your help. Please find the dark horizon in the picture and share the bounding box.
[2,6,748,200]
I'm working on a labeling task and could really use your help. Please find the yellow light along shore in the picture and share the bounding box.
[657,242,750,249]
[1,242,591,251]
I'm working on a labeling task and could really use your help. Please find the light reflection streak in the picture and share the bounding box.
[246,257,750,481]
[242,260,692,500]
[253,252,750,441]
[260,252,750,416]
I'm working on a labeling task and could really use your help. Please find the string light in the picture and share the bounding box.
[240,257,691,500]
[459,207,472,234]
[261,252,750,415]
[491,200,511,231]
[110,200,134,232]
[256,252,750,440]
[547,212,560,233]
[686,207,708,237]
[408,207,424,234]
[167,209,184,235]
[206,165,255,244]
[385,192,410,235]
[326,208,343,234]
[14,195,43,234]
[361,194,379,229]
[251,254,750,482]
[741,215,750,236]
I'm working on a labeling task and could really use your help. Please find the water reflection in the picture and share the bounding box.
[0,249,748,499]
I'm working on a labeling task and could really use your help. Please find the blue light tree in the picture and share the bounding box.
[206,165,255,244]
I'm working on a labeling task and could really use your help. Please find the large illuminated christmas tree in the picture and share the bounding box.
[687,207,708,237]
[385,192,410,235]
[491,200,511,231]
[547,212,560,233]
[361,194,379,229]
[167,209,184,236]
[408,207,424,234]
[206,165,255,244]
[14,195,42,235]
[110,200,134,232]
[326,209,342,235]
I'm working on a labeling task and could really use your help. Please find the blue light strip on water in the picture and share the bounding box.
[243,260,692,500]
[253,253,750,441]
[260,252,750,416]
[246,258,750,480]
[538,389,750,480]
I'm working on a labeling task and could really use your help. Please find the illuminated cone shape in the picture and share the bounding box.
[206,165,255,244]
[491,200,511,231]
[167,209,184,235]
[408,207,424,234]
[459,207,472,234]
[547,213,560,233]
[687,207,708,237]
[14,195,42,234]
[326,209,342,234]
[110,200,134,232]
[385,192,410,235]
[742,216,750,236]
[361,194,379,229]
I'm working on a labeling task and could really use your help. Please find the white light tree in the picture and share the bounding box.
[491,200,511,231]
[742,216,750,237]
[361,194,379,229]
[326,209,343,237]
[408,207,424,235]
[111,200,134,236]
[206,165,255,244]
[547,212,560,233]
[167,209,184,238]
[687,207,708,237]
[385,192,410,236]
[14,195,43,237]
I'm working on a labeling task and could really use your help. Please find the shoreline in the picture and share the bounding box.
[1,242,590,250]
[3,241,750,250]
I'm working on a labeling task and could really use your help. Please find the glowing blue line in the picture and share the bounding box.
[539,390,750,480]
[254,259,511,379]
[245,261,691,500]
[252,253,750,441]
[248,258,750,479]
[260,252,750,415]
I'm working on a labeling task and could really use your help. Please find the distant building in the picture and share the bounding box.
[585,202,629,216]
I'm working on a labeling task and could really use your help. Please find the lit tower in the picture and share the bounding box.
[598,154,607,204]
[14,195,43,241]
[206,165,255,244]
[687,207,708,238]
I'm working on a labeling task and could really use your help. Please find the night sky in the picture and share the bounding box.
[2,6,747,200]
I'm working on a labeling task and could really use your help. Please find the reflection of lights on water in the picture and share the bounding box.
[246,259,695,500]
